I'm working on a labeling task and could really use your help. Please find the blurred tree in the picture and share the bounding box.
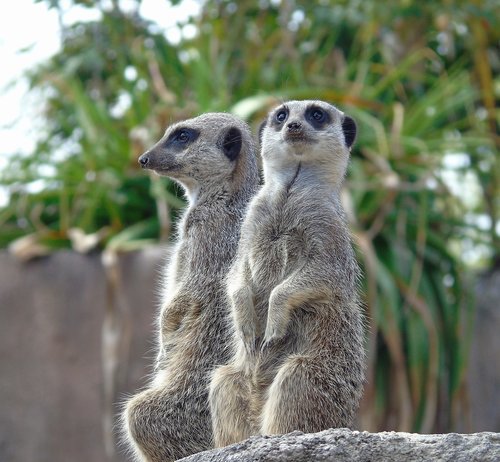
[1,0,498,436]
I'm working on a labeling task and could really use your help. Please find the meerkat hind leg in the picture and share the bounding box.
[260,354,354,435]
[209,364,257,447]
[125,387,211,462]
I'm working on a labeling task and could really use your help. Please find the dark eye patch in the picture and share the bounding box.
[305,105,331,129]
[271,105,289,131]
[164,127,200,150]
[276,110,287,123]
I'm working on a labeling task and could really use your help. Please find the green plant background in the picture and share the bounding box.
[1,0,498,434]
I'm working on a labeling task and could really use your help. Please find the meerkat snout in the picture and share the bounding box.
[138,153,149,167]
[285,120,306,144]
[287,121,302,132]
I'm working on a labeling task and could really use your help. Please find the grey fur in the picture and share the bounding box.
[123,113,259,461]
[209,100,366,447]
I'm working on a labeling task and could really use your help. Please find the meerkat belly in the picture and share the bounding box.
[248,216,307,339]
[249,214,303,288]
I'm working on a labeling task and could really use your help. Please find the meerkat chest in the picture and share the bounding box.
[248,201,306,287]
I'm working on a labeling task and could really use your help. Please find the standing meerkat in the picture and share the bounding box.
[123,113,259,462]
[209,100,365,446]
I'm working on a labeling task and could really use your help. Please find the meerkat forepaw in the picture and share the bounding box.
[237,324,258,354]
[262,320,286,346]
[260,336,276,352]
[162,317,182,336]
[265,291,290,345]
[160,299,186,336]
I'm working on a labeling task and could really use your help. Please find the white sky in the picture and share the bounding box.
[0,0,60,159]
[0,0,200,206]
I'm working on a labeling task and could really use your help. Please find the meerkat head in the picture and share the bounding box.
[138,113,257,200]
[259,100,356,187]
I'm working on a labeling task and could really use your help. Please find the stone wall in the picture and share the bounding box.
[0,248,498,461]
[467,268,500,432]
[0,248,164,462]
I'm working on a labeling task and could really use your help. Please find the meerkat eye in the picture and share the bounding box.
[177,130,190,143]
[311,109,324,121]
[164,127,199,148]
[275,110,288,123]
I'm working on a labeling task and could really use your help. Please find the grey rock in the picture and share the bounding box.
[179,428,500,462]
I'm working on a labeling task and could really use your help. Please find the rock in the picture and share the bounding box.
[179,428,500,462]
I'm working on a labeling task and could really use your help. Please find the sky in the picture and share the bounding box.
[0,0,60,161]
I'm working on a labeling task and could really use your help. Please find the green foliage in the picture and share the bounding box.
[1,0,499,432]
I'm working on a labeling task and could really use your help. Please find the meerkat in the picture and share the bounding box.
[123,113,259,462]
[209,100,365,446]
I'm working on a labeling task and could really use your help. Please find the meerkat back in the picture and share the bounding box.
[210,100,365,446]
[123,113,259,462]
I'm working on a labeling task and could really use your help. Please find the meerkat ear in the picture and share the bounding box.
[221,127,242,161]
[342,116,357,148]
[258,119,267,146]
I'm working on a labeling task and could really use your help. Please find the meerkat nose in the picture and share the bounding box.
[287,121,302,132]
[138,154,149,167]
